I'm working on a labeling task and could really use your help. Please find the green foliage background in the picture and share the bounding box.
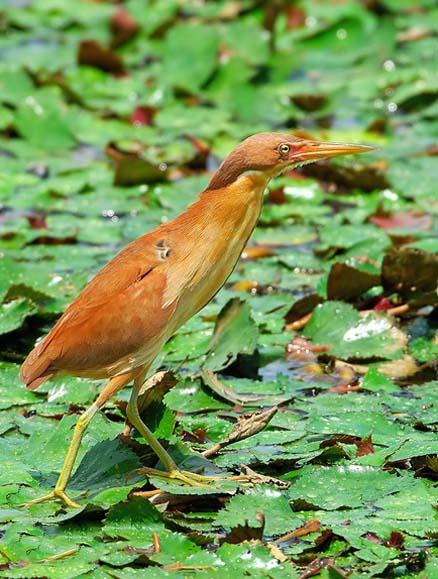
[0,0,437,577]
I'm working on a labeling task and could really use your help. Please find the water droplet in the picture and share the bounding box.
[383,59,395,72]
[150,89,163,105]
[387,102,398,113]
[382,189,398,201]
[336,28,347,40]
[49,275,63,286]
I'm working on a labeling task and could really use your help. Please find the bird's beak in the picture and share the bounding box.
[290,139,374,163]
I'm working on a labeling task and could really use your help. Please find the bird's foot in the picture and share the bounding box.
[229,465,290,489]
[140,467,220,488]
[25,488,81,509]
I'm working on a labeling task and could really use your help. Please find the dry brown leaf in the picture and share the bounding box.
[378,355,419,379]
[78,40,124,74]
[223,512,265,544]
[136,371,178,417]
[201,369,272,405]
[202,406,278,458]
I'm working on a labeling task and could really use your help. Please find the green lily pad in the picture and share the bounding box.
[214,485,301,537]
[14,87,76,151]
[161,23,219,92]
[0,298,37,335]
[203,298,259,372]
[303,301,404,360]
[287,465,414,510]
[103,496,164,542]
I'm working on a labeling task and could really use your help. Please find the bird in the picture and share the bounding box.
[20,132,372,507]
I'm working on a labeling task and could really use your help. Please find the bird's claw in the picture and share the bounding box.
[140,467,220,488]
[25,488,81,509]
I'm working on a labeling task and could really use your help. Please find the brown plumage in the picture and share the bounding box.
[21,132,372,506]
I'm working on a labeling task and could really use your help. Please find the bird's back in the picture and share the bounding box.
[20,227,175,389]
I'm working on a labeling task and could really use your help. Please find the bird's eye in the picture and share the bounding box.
[279,143,290,156]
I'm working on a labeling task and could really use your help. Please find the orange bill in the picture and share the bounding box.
[291,140,374,162]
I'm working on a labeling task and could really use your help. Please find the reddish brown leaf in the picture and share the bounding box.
[186,136,210,156]
[191,428,208,444]
[355,435,375,457]
[292,94,327,113]
[314,529,333,549]
[184,136,210,170]
[29,233,77,245]
[274,519,321,544]
[286,5,306,29]
[374,297,394,311]
[365,530,404,549]
[370,211,432,231]
[78,40,124,74]
[110,7,140,48]
[268,187,287,204]
[130,106,156,127]
[285,294,323,326]
[27,213,47,230]
[384,531,404,549]
[365,532,381,544]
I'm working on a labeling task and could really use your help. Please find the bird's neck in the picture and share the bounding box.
[195,172,268,253]
[200,172,269,215]
[170,172,269,237]
[192,173,268,239]
[161,173,268,317]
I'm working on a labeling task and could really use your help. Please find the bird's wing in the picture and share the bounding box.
[20,230,177,388]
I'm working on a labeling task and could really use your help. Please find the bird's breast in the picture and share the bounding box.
[164,176,266,331]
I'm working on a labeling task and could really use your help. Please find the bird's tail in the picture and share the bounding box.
[20,340,54,390]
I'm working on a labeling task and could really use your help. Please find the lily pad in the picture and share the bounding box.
[303,301,404,360]
[0,298,37,335]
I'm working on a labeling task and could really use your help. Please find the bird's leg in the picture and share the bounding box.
[127,376,218,488]
[26,372,134,508]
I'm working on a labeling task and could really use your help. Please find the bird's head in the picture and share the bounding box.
[208,132,373,190]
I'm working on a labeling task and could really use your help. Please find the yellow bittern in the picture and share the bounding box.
[21,132,372,507]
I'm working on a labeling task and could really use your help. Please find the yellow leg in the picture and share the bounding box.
[126,373,218,488]
[26,372,135,508]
